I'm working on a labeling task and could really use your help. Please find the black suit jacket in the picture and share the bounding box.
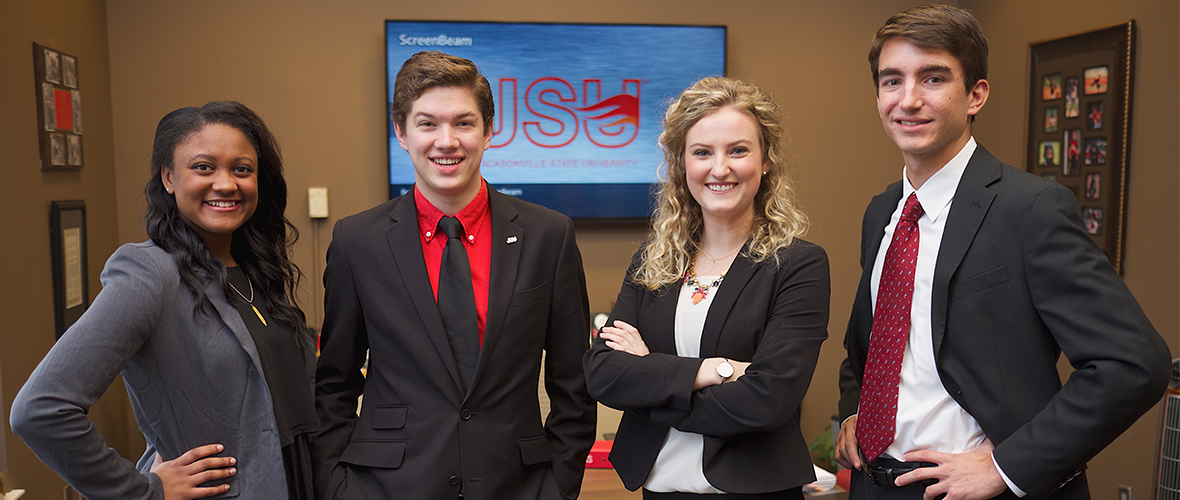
[314,188,597,500]
[585,240,830,493]
[839,146,1170,499]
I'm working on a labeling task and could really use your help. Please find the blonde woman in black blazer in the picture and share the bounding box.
[584,77,830,499]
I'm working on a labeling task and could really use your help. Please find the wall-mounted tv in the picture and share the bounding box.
[386,21,727,219]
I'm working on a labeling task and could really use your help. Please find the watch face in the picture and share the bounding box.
[717,361,734,379]
[592,313,609,330]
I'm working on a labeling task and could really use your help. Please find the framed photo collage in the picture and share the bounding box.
[1027,21,1135,274]
[34,42,83,170]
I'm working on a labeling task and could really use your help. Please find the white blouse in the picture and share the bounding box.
[642,275,727,494]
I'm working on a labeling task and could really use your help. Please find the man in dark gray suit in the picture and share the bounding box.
[313,51,596,499]
[835,5,1170,500]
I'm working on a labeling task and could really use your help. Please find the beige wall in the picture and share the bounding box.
[0,0,144,497]
[1,0,1174,498]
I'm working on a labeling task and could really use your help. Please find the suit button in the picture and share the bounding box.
[460,409,472,420]
[450,475,460,486]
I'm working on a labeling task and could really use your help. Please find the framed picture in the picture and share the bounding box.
[1026,21,1134,274]
[1041,73,1062,100]
[1038,140,1060,166]
[1044,107,1059,133]
[34,43,83,170]
[1064,77,1080,117]
[1081,208,1103,235]
[1087,102,1103,129]
[1085,173,1102,200]
[50,200,89,338]
[62,54,77,88]
[50,133,67,166]
[1063,129,1081,176]
[43,46,60,84]
[1084,137,1108,165]
[1084,65,1109,94]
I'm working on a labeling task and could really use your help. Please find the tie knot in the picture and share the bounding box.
[438,216,465,240]
[901,193,924,223]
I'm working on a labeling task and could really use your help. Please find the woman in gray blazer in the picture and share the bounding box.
[11,101,317,500]
[584,78,830,499]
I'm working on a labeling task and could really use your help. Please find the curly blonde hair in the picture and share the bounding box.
[633,77,809,290]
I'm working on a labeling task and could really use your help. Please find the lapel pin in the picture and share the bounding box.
[506,236,518,244]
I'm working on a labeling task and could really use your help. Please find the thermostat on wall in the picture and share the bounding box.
[308,187,328,219]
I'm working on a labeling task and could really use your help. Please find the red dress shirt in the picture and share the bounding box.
[414,182,492,344]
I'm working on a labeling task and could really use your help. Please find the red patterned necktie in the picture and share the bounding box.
[857,193,924,464]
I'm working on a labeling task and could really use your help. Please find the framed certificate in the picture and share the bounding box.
[51,200,89,337]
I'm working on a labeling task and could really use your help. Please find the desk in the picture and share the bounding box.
[581,469,639,499]
[579,469,848,500]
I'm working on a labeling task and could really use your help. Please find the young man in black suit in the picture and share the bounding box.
[836,5,1170,500]
[313,51,596,499]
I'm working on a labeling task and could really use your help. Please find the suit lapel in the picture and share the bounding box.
[385,196,466,392]
[930,146,1000,355]
[856,184,903,349]
[865,183,903,273]
[472,190,522,396]
[699,244,757,358]
[207,283,267,379]
[643,283,680,356]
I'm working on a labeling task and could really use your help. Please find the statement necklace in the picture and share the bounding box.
[684,260,725,305]
[228,274,267,326]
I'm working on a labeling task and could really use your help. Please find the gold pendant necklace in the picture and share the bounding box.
[228,273,267,326]
[698,245,742,267]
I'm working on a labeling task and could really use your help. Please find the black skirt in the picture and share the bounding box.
[282,433,314,500]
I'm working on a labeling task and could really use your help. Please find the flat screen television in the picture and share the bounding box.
[386,21,727,219]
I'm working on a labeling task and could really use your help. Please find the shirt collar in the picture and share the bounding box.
[901,137,976,223]
[414,181,490,243]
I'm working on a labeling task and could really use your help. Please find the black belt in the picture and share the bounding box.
[863,457,937,488]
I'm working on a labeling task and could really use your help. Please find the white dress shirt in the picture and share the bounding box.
[865,138,1025,496]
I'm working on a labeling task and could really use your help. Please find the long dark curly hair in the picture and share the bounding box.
[144,101,312,345]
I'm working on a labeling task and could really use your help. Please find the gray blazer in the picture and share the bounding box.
[11,241,314,500]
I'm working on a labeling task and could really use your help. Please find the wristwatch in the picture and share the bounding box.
[716,358,734,381]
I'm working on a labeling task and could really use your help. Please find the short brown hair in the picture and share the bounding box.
[391,51,494,133]
[869,4,988,94]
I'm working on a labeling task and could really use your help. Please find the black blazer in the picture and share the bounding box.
[313,188,597,500]
[839,146,1170,499]
[585,240,830,494]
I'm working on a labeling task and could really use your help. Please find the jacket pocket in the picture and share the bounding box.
[340,440,407,469]
[370,405,408,429]
[509,282,549,309]
[201,475,241,499]
[950,265,1008,301]
[518,436,552,465]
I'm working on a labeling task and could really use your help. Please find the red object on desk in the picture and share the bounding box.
[835,469,851,491]
[586,440,614,468]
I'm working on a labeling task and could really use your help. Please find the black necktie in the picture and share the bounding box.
[437,216,479,388]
